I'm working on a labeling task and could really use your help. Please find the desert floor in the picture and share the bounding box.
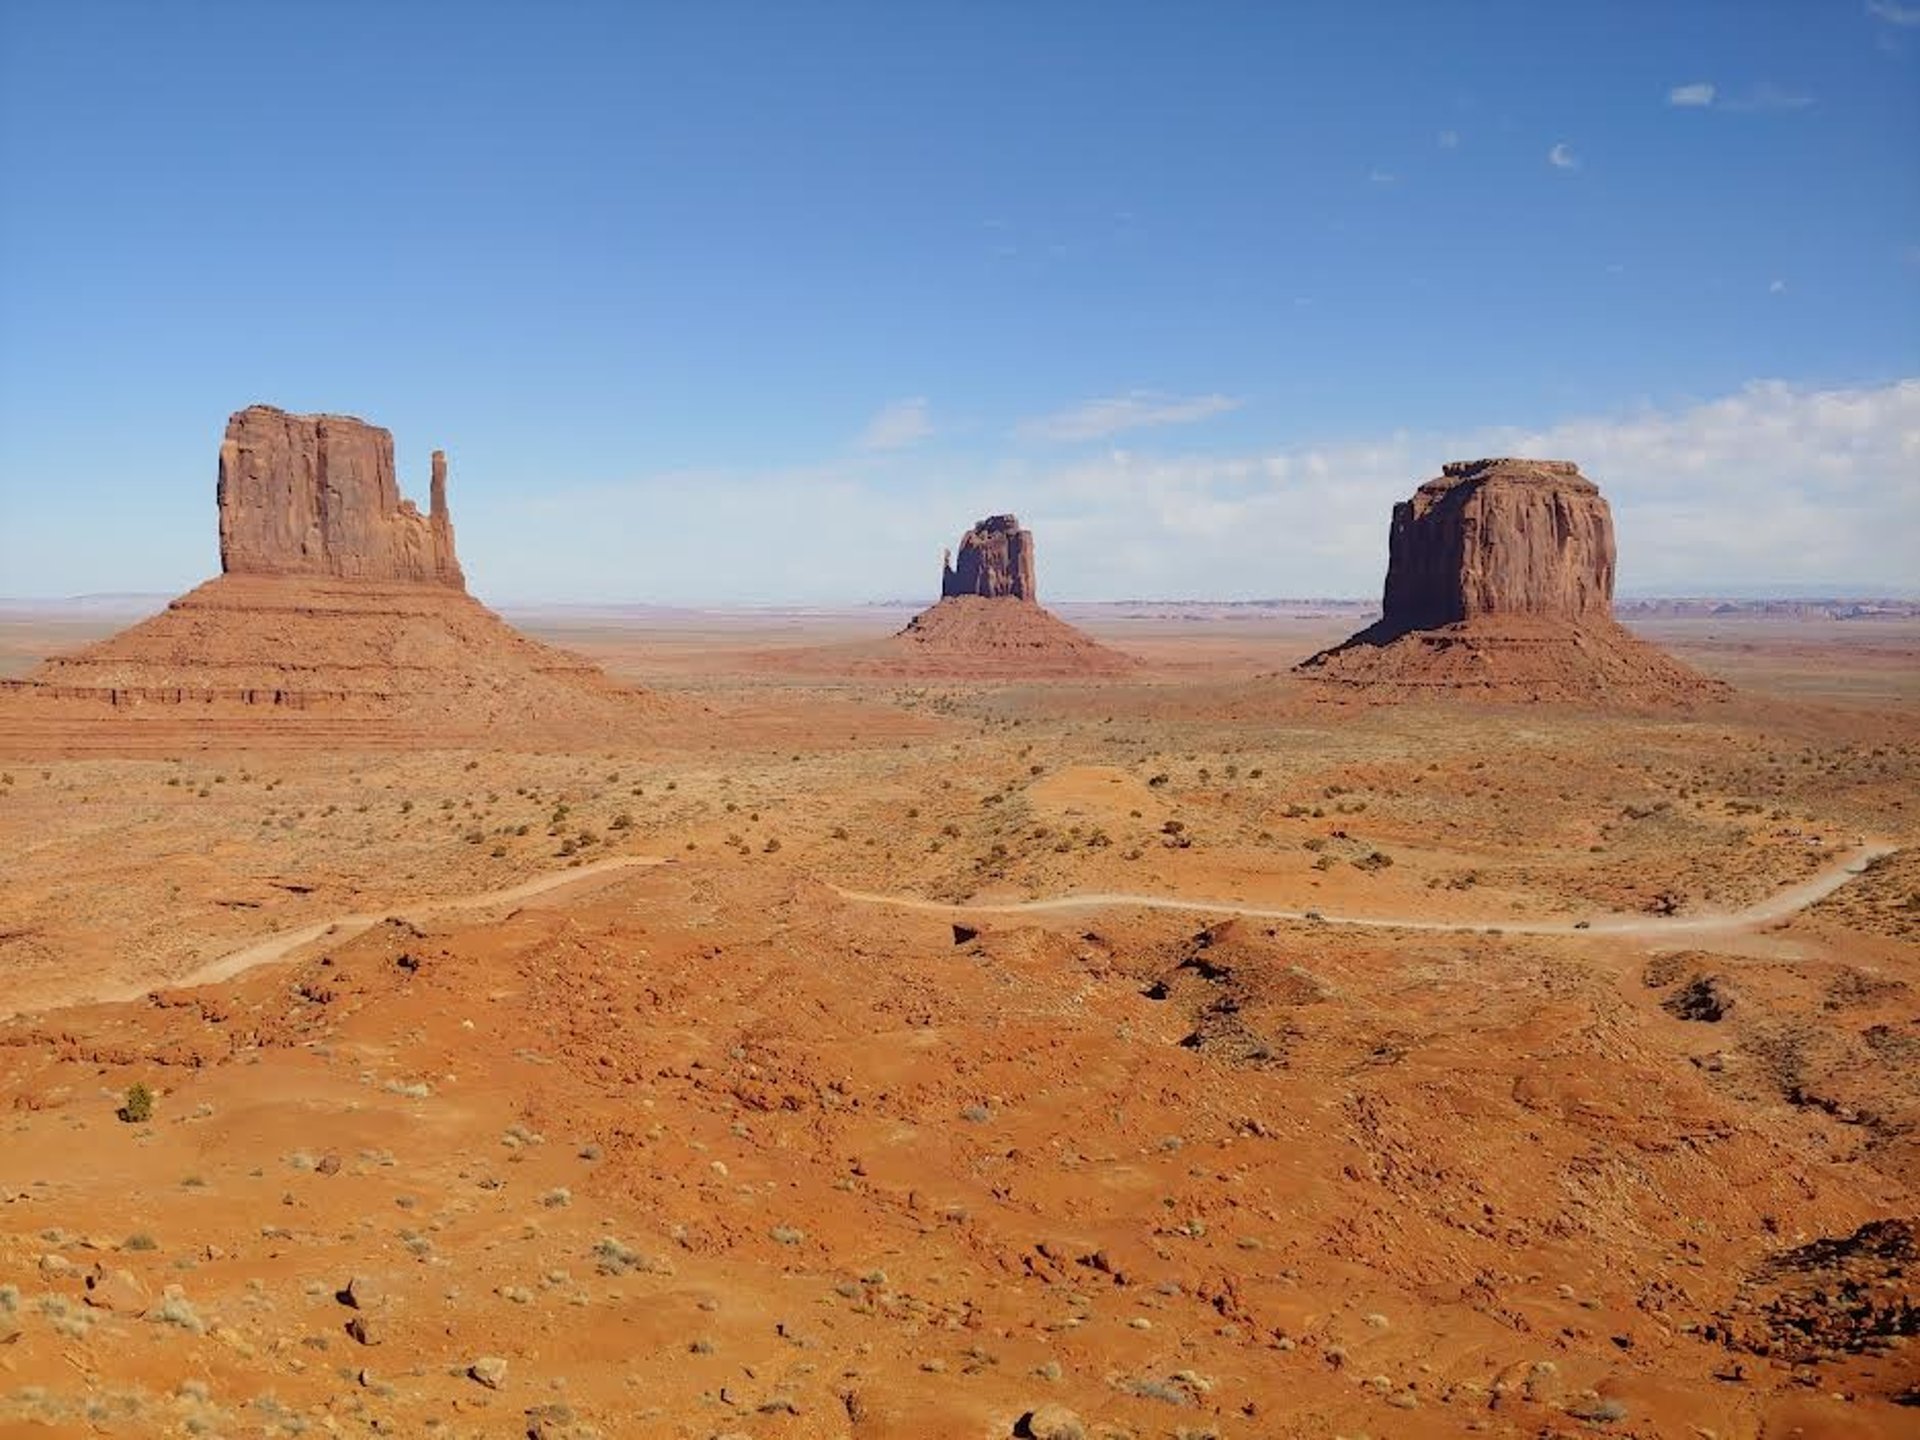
[0,607,1914,1439]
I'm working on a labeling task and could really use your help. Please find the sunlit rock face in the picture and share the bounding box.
[217,404,463,588]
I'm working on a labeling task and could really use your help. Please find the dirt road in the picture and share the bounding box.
[85,842,1894,1011]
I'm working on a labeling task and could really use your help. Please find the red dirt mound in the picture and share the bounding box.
[0,575,660,749]
[766,595,1138,679]
[1296,614,1727,705]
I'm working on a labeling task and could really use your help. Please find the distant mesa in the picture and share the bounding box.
[218,405,463,588]
[0,405,654,747]
[1296,458,1725,704]
[890,514,1133,677]
[759,512,1135,679]
[941,514,1036,602]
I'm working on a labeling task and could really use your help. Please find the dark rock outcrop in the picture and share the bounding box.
[942,515,1036,602]
[217,405,463,588]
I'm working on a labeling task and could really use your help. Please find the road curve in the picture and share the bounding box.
[119,841,1896,1006]
[110,854,670,1003]
[831,841,1896,938]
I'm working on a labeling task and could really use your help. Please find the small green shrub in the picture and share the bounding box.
[120,1083,154,1124]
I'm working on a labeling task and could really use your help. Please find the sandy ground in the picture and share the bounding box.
[0,607,1914,1438]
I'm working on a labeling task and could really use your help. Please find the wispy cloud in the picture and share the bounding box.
[1665,81,1813,113]
[1548,142,1579,170]
[1437,129,1460,149]
[1720,83,1814,112]
[472,379,1920,602]
[1769,278,1788,294]
[1368,169,1398,184]
[855,397,933,451]
[1016,391,1242,444]
[1868,0,1920,24]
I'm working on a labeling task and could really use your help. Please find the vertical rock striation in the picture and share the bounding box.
[1379,459,1614,632]
[942,515,1037,602]
[217,405,463,588]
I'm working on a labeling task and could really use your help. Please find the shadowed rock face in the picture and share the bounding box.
[941,514,1036,602]
[1381,459,1614,632]
[217,405,463,588]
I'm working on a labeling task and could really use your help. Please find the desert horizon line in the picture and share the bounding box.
[4,589,1917,610]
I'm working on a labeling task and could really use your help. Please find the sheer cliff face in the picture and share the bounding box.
[1380,459,1615,630]
[217,405,464,588]
[941,514,1037,602]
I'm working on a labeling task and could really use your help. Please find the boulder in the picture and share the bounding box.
[217,404,463,587]
[83,1263,149,1314]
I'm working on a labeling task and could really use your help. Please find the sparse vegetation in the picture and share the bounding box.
[119,1083,154,1124]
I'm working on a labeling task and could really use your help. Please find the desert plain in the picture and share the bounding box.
[0,596,1914,1440]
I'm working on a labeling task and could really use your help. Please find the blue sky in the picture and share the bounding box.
[2,0,1916,602]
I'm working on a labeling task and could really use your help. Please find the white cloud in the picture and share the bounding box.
[1663,80,1813,113]
[1769,278,1787,294]
[1548,142,1579,170]
[469,379,1920,602]
[1868,0,1920,24]
[1437,129,1460,149]
[1368,169,1398,184]
[855,397,933,451]
[1720,83,1814,112]
[1016,391,1242,444]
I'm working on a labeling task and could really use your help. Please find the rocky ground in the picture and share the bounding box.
[0,611,1914,1438]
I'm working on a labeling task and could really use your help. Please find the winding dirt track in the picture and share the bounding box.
[113,841,1897,1010]
[835,842,1897,936]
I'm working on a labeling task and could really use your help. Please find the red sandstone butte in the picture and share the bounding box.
[0,404,657,741]
[1298,459,1724,705]
[1380,459,1613,628]
[217,405,463,588]
[942,514,1037,602]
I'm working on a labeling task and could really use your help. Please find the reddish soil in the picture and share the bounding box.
[1296,616,1729,707]
[0,608,1914,1439]
[770,596,1137,680]
[0,576,661,752]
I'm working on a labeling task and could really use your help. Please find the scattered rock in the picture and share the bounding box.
[1016,1404,1087,1440]
[1664,974,1736,1023]
[82,1263,148,1314]
[469,1355,508,1389]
